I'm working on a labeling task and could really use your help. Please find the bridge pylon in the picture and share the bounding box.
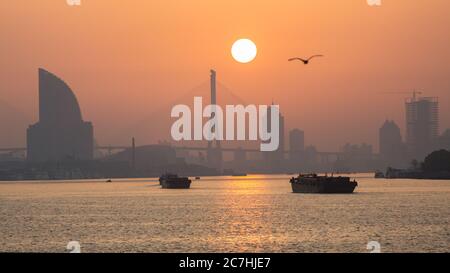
[206,69,223,172]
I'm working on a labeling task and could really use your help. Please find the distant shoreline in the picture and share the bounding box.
[1,173,450,184]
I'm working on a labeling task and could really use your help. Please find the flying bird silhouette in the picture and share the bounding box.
[288,55,324,65]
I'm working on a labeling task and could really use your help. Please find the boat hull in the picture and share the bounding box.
[160,179,191,189]
[291,181,357,193]
[290,175,357,194]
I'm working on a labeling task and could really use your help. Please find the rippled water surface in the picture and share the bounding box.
[0,174,449,252]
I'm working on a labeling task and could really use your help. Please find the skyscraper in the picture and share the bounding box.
[289,129,304,161]
[289,129,305,152]
[27,69,94,162]
[438,129,450,151]
[263,103,285,166]
[279,112,285,159]
[405,96,439,160]
[379,120,405,167]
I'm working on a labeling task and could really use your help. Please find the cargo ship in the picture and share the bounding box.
[159,174,192,189]
[290,174,357,194]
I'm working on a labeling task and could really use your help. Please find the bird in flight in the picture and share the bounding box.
[288,55,324,65]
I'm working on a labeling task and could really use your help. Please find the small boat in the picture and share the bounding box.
[106,179,112,183]
[290,174,357,194]
[159,173,191,189]
[374,171,385,178]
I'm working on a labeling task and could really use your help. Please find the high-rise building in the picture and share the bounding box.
[379,120,405,167]
[438,129,450,151]
[27,68,94,162]
[263,103,285,165]
[279,112,285,158]
[289,129,304,152]
[405,96,439,160]
[289,129,304,161]
[337,143,375,172]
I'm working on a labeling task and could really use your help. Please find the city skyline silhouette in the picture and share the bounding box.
[0,0,449,256]
[1,1,449,153]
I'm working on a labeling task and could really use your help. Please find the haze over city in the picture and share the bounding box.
[1,0,450,152]
[1,0,450,257]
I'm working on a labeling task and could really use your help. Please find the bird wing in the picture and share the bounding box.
[307,55,324,61]
[288,57,307,62]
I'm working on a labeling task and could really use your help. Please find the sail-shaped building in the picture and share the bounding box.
[27,69,93,162]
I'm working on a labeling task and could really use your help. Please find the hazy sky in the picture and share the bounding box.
[1,0,449,151]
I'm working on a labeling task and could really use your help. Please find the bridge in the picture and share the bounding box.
[0,147,26,153]
[0,69,348,165]
[0,145,344,162]
[0,145,342,155]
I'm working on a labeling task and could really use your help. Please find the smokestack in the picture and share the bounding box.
[207,69,222,171]
[209,69,217,141]
[131,137,136,171]
[210,69,216,105]
[209,69,220,149]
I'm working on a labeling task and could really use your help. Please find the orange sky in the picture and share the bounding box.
[1,0,449,151]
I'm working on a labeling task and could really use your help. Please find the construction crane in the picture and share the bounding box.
[380,90,423,101]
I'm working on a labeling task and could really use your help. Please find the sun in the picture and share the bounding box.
[231,39,257,63]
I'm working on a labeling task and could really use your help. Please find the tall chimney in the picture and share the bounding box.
[209,70,218,140]
[210,69,216,105]
[207,69,222,172]
[131,137,136,171]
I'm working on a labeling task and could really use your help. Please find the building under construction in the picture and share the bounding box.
[405,94,439,160]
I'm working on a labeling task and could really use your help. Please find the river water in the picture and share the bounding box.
[0,174,448,252]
